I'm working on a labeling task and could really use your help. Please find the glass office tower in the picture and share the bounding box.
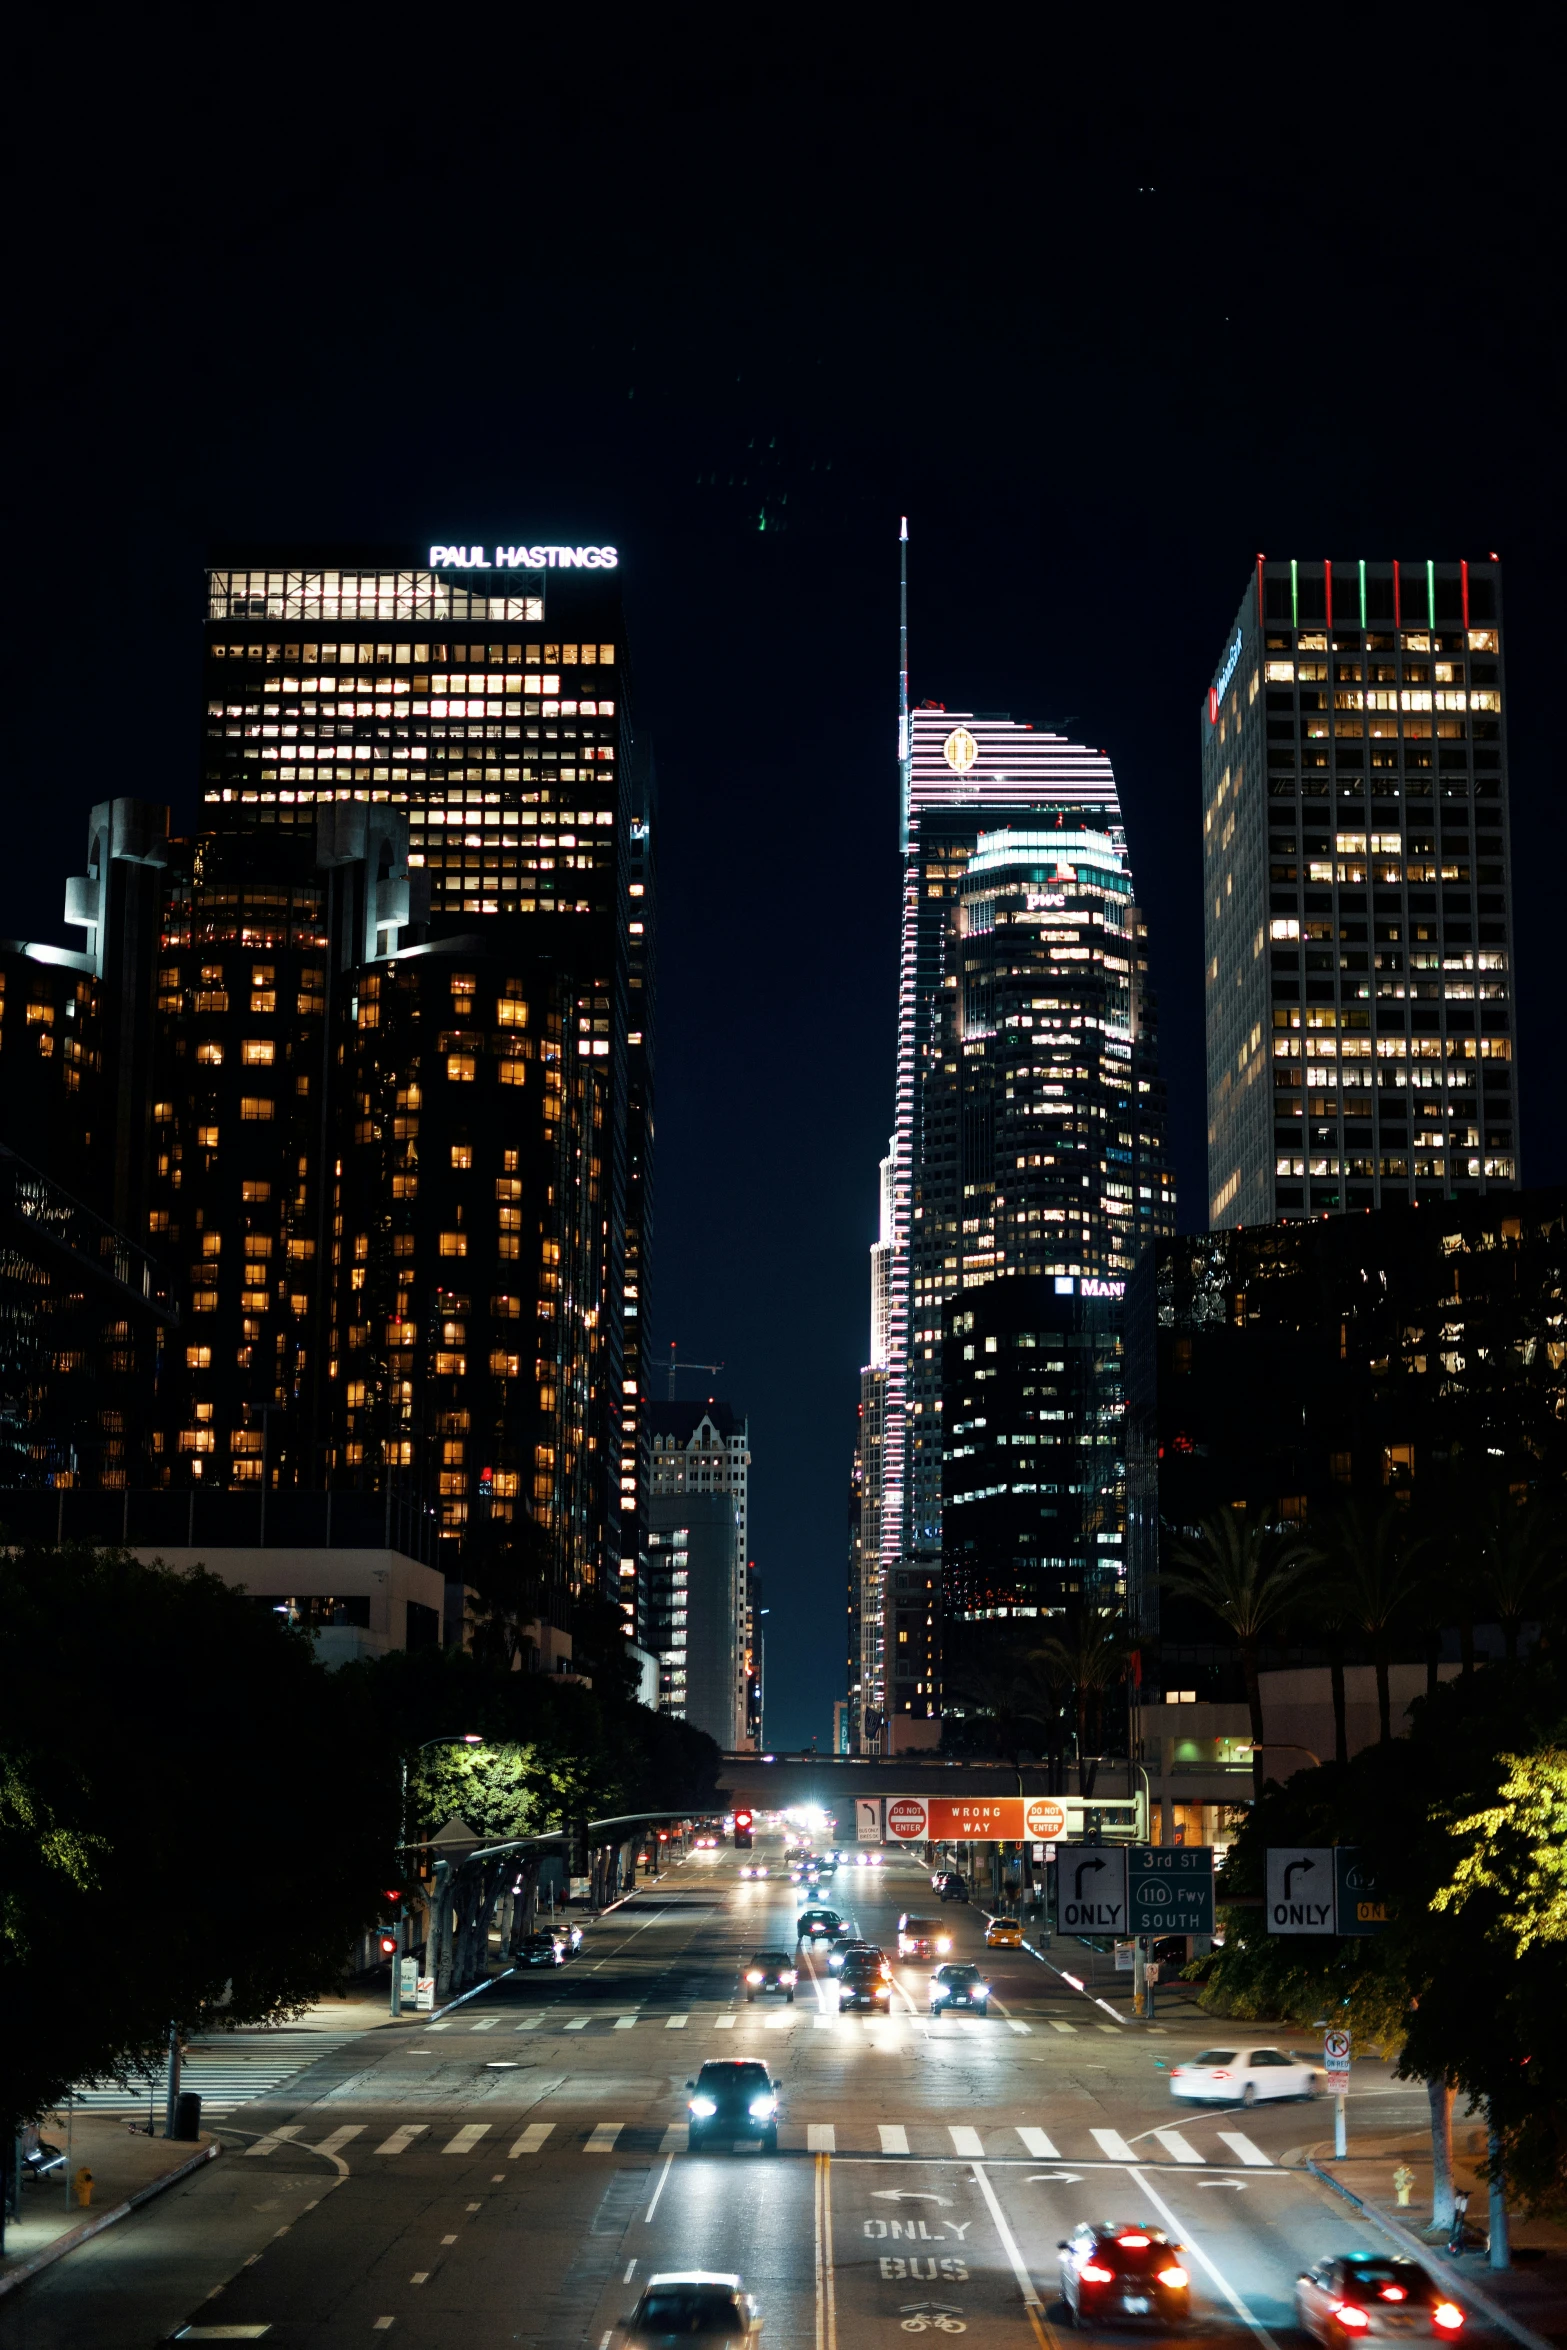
[1203,556,1517,1227]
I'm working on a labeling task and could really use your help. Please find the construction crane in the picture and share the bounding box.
[666,1341,725,1401]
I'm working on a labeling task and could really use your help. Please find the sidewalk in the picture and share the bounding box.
[0,2113,220,2296]
[1312,2123,1567,2348]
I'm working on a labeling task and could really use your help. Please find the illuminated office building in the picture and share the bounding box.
[647,1401,751,1747]
[870,709,1173,1729]
[1203,556,1517,1226]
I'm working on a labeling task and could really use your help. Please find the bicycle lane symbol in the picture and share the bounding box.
[900,2307,967,2334]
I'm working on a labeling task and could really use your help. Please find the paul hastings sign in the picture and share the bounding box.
[428,543,619,572]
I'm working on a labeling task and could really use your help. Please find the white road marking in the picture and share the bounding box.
[807,2123,836,2151]
[513,2018,543,2030]
[443,2124,489,2153]
[666,2015,688,2028]
[715,2015,736,2030]
[1152,2128,1204,2164]
[879,2125,910,2154]
[613,2015,638,2030]
[471,2019,497,2032]
[245,2126,303,2157]
[427,2022,451,2033]
[311,2127,363,2156]
[410,2271,429,2284]
[511,2124,553,2155]
[1049,2020,1077,2034]
[564,2018,590,2031]
[375,2125,427,2155]
[1008,2020,1032,2034]
[659,2125,688,2152]
[1091,2128,1137,2160]
[1094,2022,1123,2035]
[969,2161,1043,2311]
[1217,2131,1274,2167]
[586,2122,624,2152]
[1129,2167,1281,2347]
[645,2151,676,2221]
[949,2126,986,2156]
[1017,2128,1060,2158]
[813,2013,834,2030]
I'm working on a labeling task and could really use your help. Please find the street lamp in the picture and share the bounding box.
[393,1735,483,2015]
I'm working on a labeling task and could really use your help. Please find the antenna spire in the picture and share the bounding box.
[898,517,910,853]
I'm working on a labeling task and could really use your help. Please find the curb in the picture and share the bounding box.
[0,2138,222,2299]
[1305,2156,1555,2350]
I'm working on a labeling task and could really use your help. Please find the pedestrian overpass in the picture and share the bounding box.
[715,1753,1144,1841]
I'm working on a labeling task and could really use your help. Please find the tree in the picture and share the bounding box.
[0,1544,395,2236]
[1463,1489,1566,1665]
[460,1510,550,1670]
[1163,1513,1312,1794]
[1313,1497,1423,1743]
[1029,1609,1133,1792]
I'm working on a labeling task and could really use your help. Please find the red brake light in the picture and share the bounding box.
[1159,2267,1189,2290]
[1212,2068,1231,2079]
[1118,2235,1151,2248]
[1079,2263,1114,2284]
[1332,2306,1371,2331]
[1433,2306,1464,2333]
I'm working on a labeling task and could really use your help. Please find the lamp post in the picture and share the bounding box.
[394,1734,482,2015]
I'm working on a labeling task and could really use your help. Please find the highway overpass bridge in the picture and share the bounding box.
[714,1753,1144,1842]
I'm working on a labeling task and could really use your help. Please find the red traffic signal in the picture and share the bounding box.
[657,1830,669,1842]
[734,1806,754,1850]
[378,1932,399,1957]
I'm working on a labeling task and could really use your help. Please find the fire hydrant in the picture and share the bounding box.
[73,2167,93,2209]
[1393,2164,1415,2208]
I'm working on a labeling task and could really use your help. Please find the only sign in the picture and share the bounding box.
[886,1797,930,1843]
[1024,1798,1068,1841]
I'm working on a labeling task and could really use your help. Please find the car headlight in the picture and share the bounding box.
[689,2096,717,2118]
[875,1983,890,1998]
[936,1937,952,1953]
[745,1969,764,1984]
[931,1984,948,2000]
[749,2094,777,2118]
[782,1969,797,1984]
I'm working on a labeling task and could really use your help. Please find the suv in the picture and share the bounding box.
[897,1913,954,1959]
[929,1962,990,2014]
[838,1951,893,2012]
[686,2060,781,2152]
[743,1951,797,2003]
[1058,2222,1192,2327]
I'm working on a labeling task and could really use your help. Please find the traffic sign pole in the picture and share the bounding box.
[1324,2029,1351,2158]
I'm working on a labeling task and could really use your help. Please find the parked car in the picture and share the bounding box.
[1170,2045,1323,2104]
[1296,2255,1464,2341]
[1057,2222,1191,2327]
[618,2272,761,2346]
[686,2061,781,2152]
[743,1952,797,2004]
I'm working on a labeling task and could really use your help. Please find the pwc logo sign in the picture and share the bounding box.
[886,1797,930,1843]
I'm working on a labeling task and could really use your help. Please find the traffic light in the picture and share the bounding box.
[378,1930,399,1958]
[734,1808,754,1850]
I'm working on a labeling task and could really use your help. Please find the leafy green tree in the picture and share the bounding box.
[0,1546,395,2178]
[1163,1513,1312,1794]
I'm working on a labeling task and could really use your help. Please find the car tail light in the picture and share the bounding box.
[1331,2305,1371,2331]
[1379,2288,1407,2302]
[745,1970,764,1984]
[1158,2267,1189,2289]
[1079,2264,1115,2284]
[1432,2306,1464,2333]
[1118,2235,1151,2249]
[1211,2069,1231,2079]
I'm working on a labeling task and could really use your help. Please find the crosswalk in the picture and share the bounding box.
[66,2034,358,2115]
[422,2010,1086,2039]
[240,2115,1280,2168]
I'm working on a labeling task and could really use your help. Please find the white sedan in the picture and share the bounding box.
[1171,2044,1323,2105]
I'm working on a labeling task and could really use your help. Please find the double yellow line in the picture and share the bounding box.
[814,2151,838,2350]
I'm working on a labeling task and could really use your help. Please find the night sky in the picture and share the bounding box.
[8,17,1559,1748]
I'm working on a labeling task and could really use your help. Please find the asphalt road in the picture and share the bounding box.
[0,1835,1483,2350]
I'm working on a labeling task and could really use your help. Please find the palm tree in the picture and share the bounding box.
[1314,1497,1422,1743]
[1464,1487,1566,1662]
[1162,1512,1312,1795]
[1029,1609,1135,1794]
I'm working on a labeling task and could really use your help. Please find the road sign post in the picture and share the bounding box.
[1324,2028,1351,2158]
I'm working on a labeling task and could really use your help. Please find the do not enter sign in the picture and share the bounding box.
[1024,1798,1068,1842]
[886,1797,929,1842]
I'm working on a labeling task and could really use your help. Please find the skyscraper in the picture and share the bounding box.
[865,691,1173,1745]
[1203,556,1516,1227]
[646,1402,751,1747]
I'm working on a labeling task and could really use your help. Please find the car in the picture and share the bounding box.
[838,1953,893,2011]
[929,1962,990,2014]
[518,1930,568,1967]
[739,1863,770,1879]
[796,1908,842,1942]
[897,1913,955,1960]
[1170,2044,1323,2105]
[813,1858,838,1880]
[695,1834,720,1851]
[1296,2255,1465,2341]
[1057,2222,1192,2328]
[985,1915,1023,1949]
[932,1870,969,1902]
[686,2060,781,2152]
[743,1951,797,2003]
[619,2271,761,2346]
[825,1930,867,1975]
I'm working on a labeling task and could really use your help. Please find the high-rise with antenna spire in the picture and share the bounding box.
[851,529,1175,1751]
